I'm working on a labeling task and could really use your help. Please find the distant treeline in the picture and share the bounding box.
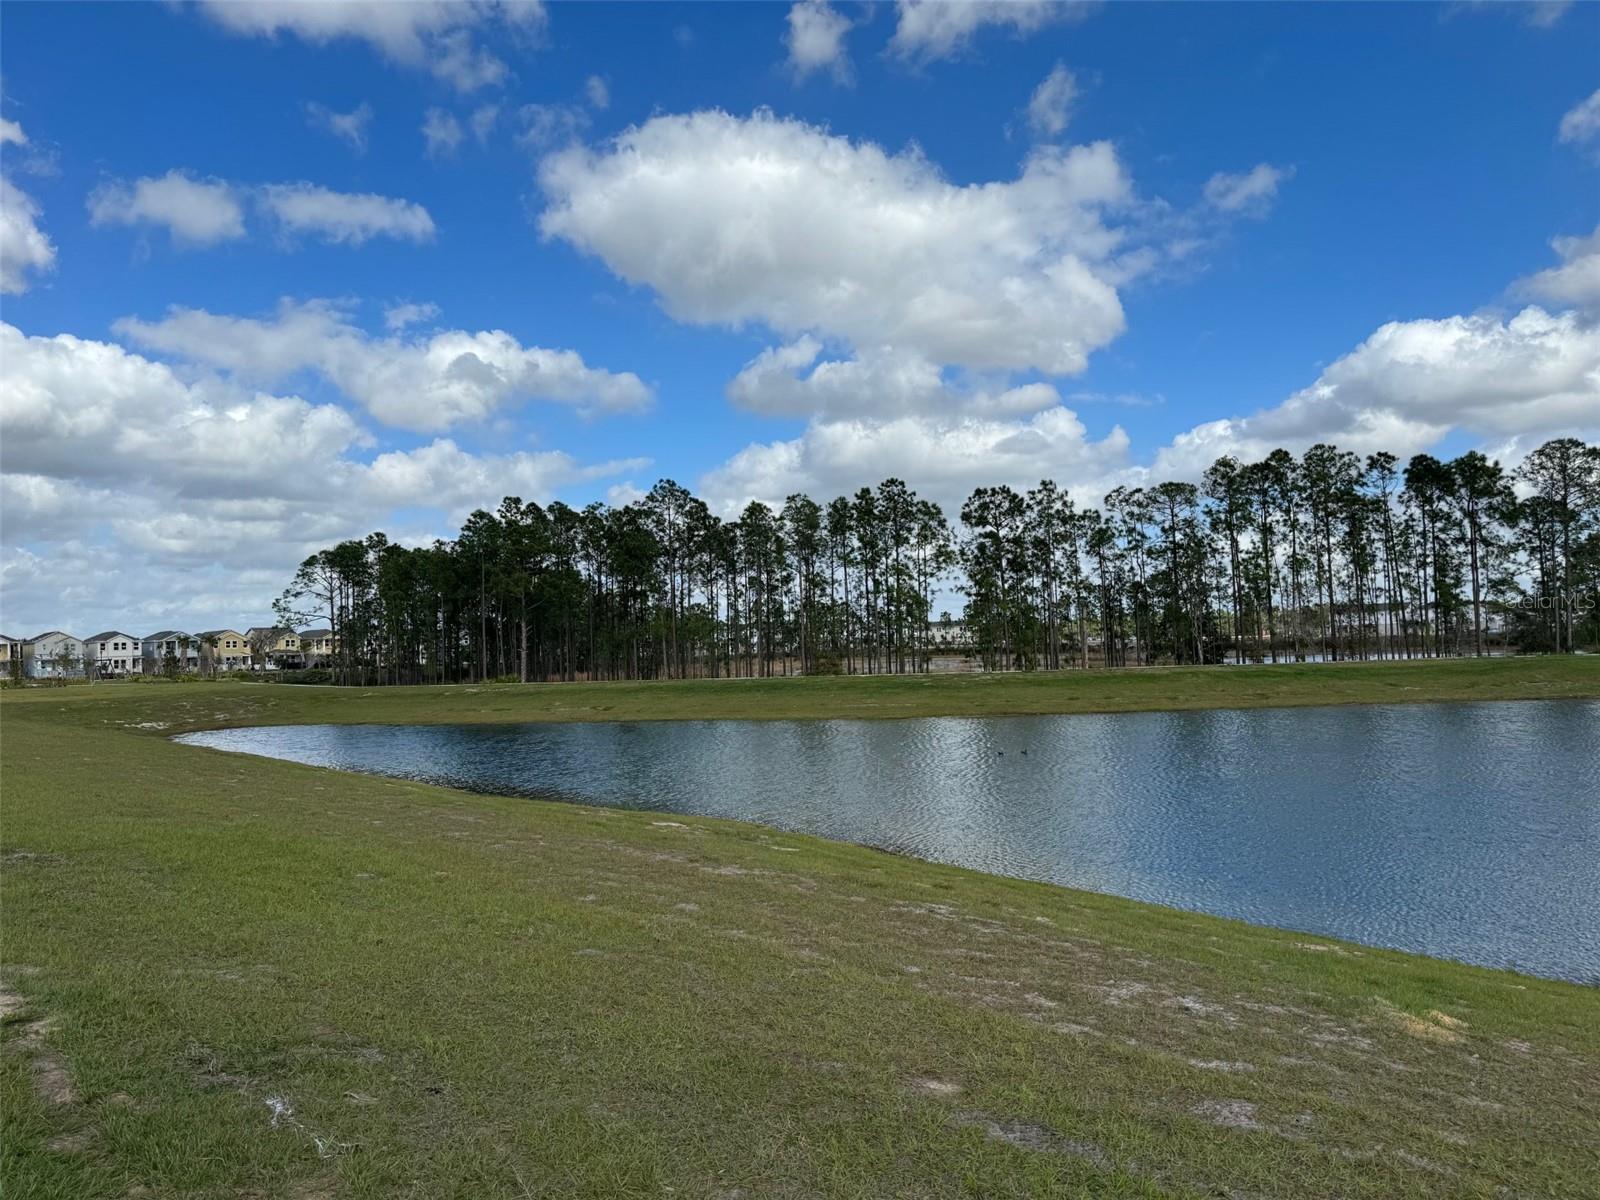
[274,438,1600,685]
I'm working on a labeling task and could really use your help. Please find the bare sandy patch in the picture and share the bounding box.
[1191,1099,1262,1131]
[2,980,78,1105]
[955,1111,1110,1167]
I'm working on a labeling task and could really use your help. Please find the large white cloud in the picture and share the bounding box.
[87,170,246,246]
[701,405,1131,516]
[194,0,545,92]
[539,109,1135,377]
[889,0,1097,63]
[727,339,1064,420]
[0,321,645,632]
[113,299,653,432]
[1154,306,1600,477]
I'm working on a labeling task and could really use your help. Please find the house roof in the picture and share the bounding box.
[200,629,248,639]
[25,631,78,642]
[245,626,294,639]
[143,630,191,642]
[299,628,333,638]
[84,630,139,643]
[0,633,19,643]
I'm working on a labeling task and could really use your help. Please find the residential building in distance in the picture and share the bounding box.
[246,626,303,670]
[1,634,20,679]
[141,631,200,675]
[84,631,144,677]
[22,631,85,678]
[200,630,253,672]
[299,628,335,665]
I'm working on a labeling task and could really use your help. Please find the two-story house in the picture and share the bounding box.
[245,626,303,670]
[83,631,144,677]
[200,629,253,672]
[141,631,200,675]
[0,634,20,680]
[299,628,335,666]
[22,631,85,678]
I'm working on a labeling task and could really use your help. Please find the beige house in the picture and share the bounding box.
[84,631,144,677]
[246,626,303,669]
[200,629,253,672]
[0,634,19,679]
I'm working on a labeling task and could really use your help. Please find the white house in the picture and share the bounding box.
[141,631,200,674]
[22,631,85,678]
[84,631,144,677]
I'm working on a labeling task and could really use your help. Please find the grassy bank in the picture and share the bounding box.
[3,662,1598,1198]
[8,653,1600,731]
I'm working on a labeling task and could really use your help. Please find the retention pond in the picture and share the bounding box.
[178,699,1600,982]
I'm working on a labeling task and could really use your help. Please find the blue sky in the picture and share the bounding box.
[1,0,1597,632]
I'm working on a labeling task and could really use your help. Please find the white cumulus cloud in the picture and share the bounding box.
[0,319,646,632]
[259,183,436,245]
[1512,226,1600,313]
[194,0,545,93]
[87,170,246,246]
[785,1,853,83]
[701,405,1130,517]
[539,109,1135,377]
[890,0,1096,64]
[1,174,56,295]
[1154,306,1600,478]
[113,299,653,432]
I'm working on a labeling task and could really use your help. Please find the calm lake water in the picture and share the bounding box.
[178,700,1600,983]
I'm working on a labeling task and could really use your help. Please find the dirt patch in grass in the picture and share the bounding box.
[2,978,78,1105]
[955,1110,1111,1167]
[1191,1099,1262,1131]
[1375,1000,1467,1044]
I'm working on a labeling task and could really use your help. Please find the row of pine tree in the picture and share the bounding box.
[274,438,1600,684]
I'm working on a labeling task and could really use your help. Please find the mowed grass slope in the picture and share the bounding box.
[3,662,1599,1199]
[9,653,1600,733]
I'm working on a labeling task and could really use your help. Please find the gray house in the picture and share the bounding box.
[141,631,200,674]
[22,631,85,679]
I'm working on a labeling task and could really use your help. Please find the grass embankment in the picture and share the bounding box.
[2,661,1598,1199]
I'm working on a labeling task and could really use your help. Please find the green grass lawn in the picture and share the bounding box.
[3,660,1598,1198]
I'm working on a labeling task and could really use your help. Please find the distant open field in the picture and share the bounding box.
[3,658,1598,1198]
